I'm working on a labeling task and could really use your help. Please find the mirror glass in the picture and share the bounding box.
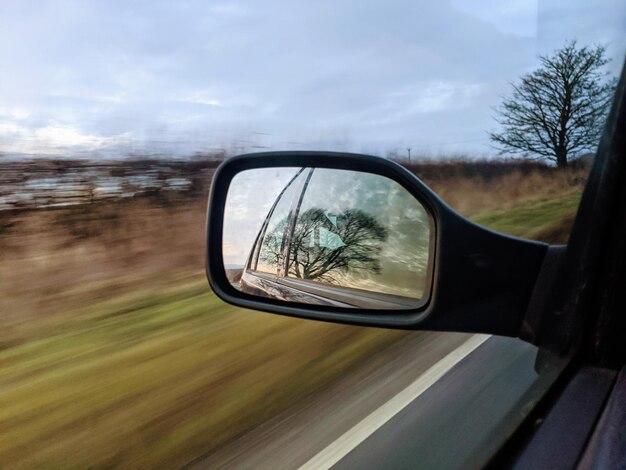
[223,167,433,310]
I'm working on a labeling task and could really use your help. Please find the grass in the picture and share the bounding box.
[472,190,582,243]
[0,163,588,468]
[0,275,405,468]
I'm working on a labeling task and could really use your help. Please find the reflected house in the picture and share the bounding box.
[284,208,387,284]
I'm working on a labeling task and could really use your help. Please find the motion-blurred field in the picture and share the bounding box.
[0,159,588,468]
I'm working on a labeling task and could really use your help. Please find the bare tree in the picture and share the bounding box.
[489,41,616,167]
[288,208,388,283]
[260,208,388,284]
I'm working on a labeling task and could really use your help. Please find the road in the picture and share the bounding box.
[189,332,552,469]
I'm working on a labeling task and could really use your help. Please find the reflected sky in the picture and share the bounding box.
[223,168,298,266]
[289,169,430,298]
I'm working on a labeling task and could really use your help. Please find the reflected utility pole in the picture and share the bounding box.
[406,148,412,164]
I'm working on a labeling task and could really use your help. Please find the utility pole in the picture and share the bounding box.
[406,148,412,164]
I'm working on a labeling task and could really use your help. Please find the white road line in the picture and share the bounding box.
[298,334,491,470]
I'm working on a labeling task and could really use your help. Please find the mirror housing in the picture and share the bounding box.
[206,151,548,337]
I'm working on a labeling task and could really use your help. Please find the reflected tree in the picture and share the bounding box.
[257,218,287,272]
[282,208,388,283]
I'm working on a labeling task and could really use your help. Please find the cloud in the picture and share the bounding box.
[0,0,623,157]
[0,107,31,120]
[389,81,483,114]
[538,0,626,75]
[180,92,222,107]
[450,0,538,38]
[34,125,114,149]
[0,121,129,155]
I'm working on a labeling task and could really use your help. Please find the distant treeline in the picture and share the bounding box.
[404,157,592,182]
[0,157,221,210]
[1,155,592,211]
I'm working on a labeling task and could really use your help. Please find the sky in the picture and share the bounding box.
[0,0,624,159]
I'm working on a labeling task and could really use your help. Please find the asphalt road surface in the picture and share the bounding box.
[190,332,551,470]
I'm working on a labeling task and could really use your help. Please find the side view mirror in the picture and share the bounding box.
[206,151,556,340]
[224,165,434,310]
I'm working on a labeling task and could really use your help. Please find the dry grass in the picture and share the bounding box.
[407,160,588,217]
[0,195,410,468]
[0,196,410,468]
[1,198,205,324]
[1,162,587,333]
[0,276,405,468]
[0,159,590,468]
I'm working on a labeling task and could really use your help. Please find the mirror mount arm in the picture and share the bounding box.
[412,210,550,337]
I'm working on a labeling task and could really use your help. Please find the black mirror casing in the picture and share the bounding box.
[206,151,548,337]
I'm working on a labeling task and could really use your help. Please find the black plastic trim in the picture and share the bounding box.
[206,151,547,336]
[512,367,616,470]
[578,367,626,469]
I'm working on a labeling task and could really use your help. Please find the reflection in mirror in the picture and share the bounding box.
[223,167,433,310]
